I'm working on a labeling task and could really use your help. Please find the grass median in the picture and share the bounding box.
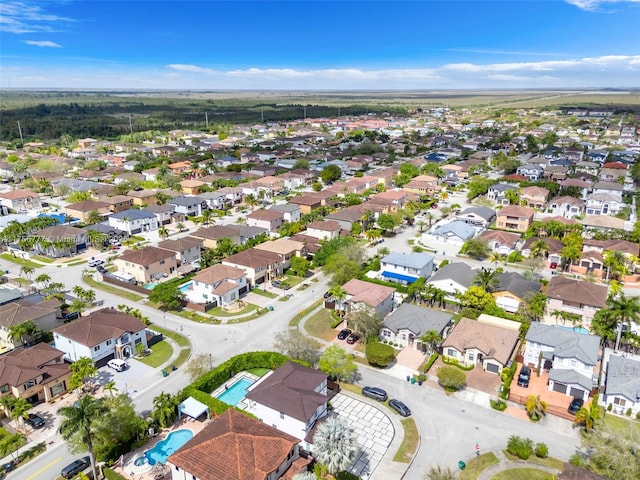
[137,340,172,368]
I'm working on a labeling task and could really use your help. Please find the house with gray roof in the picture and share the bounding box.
[228,224,268,245]
[430,221,476,244]
[487,183,518,205]
[523,323,600,400]
[493,271,541,313]
[599,349,640,416]
[455,206,496,228]
[269,203,301,223]
[380,252,434,285]
[168,196,207,217]
[427,262,476,300]
[380,304,453,351]
[108,208,158,234]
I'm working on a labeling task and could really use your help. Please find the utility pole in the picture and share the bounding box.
[303,106,307,119]
[129,115,133,134]
[17,121,24,147]
[261,109,264,123]
[205,112,209,128]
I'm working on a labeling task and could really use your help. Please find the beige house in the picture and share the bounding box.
[247,209,285,234]
[0,298,61,352]
[221,248,283,287]
[254,238,306,269]
[0,189,42,212]
[97,195,134,213]
[114,246,177,284]
[305,220,341,241]
[496,205,534,232]
[545,276,608,330]
[191,225,241,249]
[65,199,110,222]
[520,186,550,209]
[0,343,72,405]
[126,189,159,206]
[156,236,203,265]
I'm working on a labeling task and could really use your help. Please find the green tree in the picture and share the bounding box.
[93,393,147,462]
[34,273,51,290]
[473,267,500,293]
[158,226,170,240]
[420,330,442,354]
[85,210,102,225]
[273,330,320,365]
[580,422,640,480]
[0,432,25,462]
[19,265,35,282]
[58,395,108,480]
[151,392,178,429]
[324,253,361,287]
[10,397,32,433]
[320,164,342,183]
[606,293,640,351]
[148,282,185,311]
[318,345,357,382]
[289,256,310,277]
[376,214,398,234]
[348,306,383,343]
[9,320,42,346]
[575,394,603,432]
[525,394,548,421]
[103,381,118,397]
[458,286,495,311]
[436,366,466,391]
[69,357,98,392]
[461,238,490,259]
[312,416,358,475]
[604,250,628,281]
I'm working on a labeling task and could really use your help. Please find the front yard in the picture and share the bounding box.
[305,308,337,341]
[137,340,173,368]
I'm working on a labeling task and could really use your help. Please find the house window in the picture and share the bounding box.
[280,412,285,420]
[570,359,577,367]
[106,340,112,346]
[0,385,8,393]
[614,397,626,407]
[135,338,142,345]
[24,379,36,389]
[447,349,457,357]
[94,345,100,352]
[468,353,475,361]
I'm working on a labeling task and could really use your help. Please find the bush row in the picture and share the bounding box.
[423,353,439,373]
[441,355,475,371]
[507,435,548,460]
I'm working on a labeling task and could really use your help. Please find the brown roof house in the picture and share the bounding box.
[544,276,608,330]
[340,278,396,318]
[0,298,61,352]
[64,200,110,223]
[305,220,341,241]
[496,205,534,232]
[157,236,203,266]
[254,238,306,270]
[247,209,285,234]
[184,264,249,308]
[245,361,329,449]
[191,225,241,249]
[222,248,283,287]
[520,186,550,209]
[52,308,147,365]
[0,189,42,213]
[33,225,88,258]
[113,246,177,284]
[167,409,307,480]
[476,230,521,256]
[0,343,72,405]
[442,315,521,375]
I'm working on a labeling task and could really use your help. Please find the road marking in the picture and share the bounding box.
[25,456,61,480]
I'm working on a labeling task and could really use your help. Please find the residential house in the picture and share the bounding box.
[520,186,550,209]
[113,246,177,284]
[380,304,453,351]
[581,214,626,233]
[0,343,72,404]
[442,315,521,374]
[487,184,518,205]
[0,189,42,213]
[380,252,434,285]
[547,196,584,219]
[341,279,395,318]
[222,248,283,287]
[144,203,177,225]
[185,264,248,307]
[521,236,564,265]
[65,200,110,223]
[516,164,544,181]
[97,195,134,213]
[108,209,159,235]
[249,164,277,177]
[52,308,148,365]
[157,236,203,266]
[85,224,129,245]
[126,189,159,207]
[454,206,496,228]
[198,191,231,210]
[245,361,328,448]
[0,298,61,351]
[402,175,441,196]
[545,276,608,330]
[560,178,591,199]
[227,224,269,246]
[167,409,306,480]
[217,187,244,205]
[476,230,520,256]
[34,225,87,257]
[496,205,534,232]
[254,239,306,270]
[325,205,375,233]
[270,203,301,223]
[247,209,285,234]
[289,195,322,215]
[592,181,624,199]
[523,322,600,400]
[493,271,542,313]
[585,193,624,216]
[191,225,241,249]
[180,179,205,195]
[427,262,476,302]
[598,349,640,417]
[169,196,207,218]
[305,220,341,241]
[430,221,476,244]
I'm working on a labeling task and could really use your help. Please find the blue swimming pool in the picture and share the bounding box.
[179,281,193,293]
[216,378,255,406]
[145,429,193,465]
[144,282,159,290]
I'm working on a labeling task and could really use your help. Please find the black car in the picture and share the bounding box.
[389,399,412,417]
[323,291,332,299]
[362,386,388,402]
[61,456,90,479]
[24,413,45,429]
[271,280,282,288]
[517,366,531,388]
[346,333,360,345]
[337,328,351,340]
[568,397,584,414]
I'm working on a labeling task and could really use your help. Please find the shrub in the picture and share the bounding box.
[330,311,343,328]
[436,366,466,392]
[507,435,533,460]
[336,472,360,480]
[636,411,640,420]
[626,408,633,417]
[534,442,549,458]
[607,403,613,412]
[439,259,449,268]
[441,356,475,371]
[423,353,439,373]
[365,342,395,368]
[459,307,481,319]
[490,399,507,411]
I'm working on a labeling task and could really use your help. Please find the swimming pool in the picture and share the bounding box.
[216,378,255,406]
[179,281,193,293]
[145,429,193,465]
[144,282,159,290]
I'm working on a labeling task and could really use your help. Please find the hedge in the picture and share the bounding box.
[423,353,439,373]
[365,342,395,368]
[441,355,475,371]
[330,311,344,328]
[357,275,408,294]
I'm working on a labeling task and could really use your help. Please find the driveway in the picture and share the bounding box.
[96,358,157,397]
[331,393,395,480]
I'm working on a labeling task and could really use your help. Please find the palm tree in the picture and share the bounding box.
[489,253,503,269]
[420,330,442,354]
[604,250,628,281]
[176,222,186,233]
[201,209,214,225]
[474,267,500,293]
[365,229,381,243]
[10,397,32,433]
[606,293,640,351]
[560,244,581,272]
[49,282,65,294]
[103,381,118,397]
[525,394,547,421]
[312,416,358,475]
[158,226,170,240]
[574,394,603,432]
[19,265,34,282]
[329,286,348,315]
[530,239,549,259]
[417,220,426,233]
[151,392,178,429]
[9,320,41,346]
[85,210,102,225]
[69,299,87,314]
[58,395,107,480]
[34,273,51,290]
[0,432,25,463]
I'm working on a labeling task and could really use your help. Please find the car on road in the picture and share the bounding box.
[337,328,351,340]
[96,265,107,274]
[550,262,558,270]
[24,413,45,429]
[61,456,90,479]
[362,386,388,402]
[88,259,104,268]
[517,366,531,388]
[323,291,332,299]
[346,333,360,345]
[107,359,127,372]
[389,399,412,417]
[568,397,584,414]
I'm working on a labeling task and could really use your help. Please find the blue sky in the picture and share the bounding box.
[1,0,639,89]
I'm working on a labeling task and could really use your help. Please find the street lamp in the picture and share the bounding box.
[163,314,166,329]
[209,353,212,370]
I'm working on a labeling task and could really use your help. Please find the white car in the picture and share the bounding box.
[88,259,104,268]
[107,359,127,372]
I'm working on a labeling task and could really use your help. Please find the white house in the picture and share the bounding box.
[427,262,476,301]
[169,196,207,217]
[341,278,396,319]
[184,264,249,307]
[108,209,158,235]
[52,308,148,365]
[269,203,301,223]
[380,304,453,350]
[380,252,434,285]
[305,220,341,241]
[523,322,600,401]
[599,349,640,417]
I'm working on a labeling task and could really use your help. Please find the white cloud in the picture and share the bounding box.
[23,40,61,48]
[0,1,73,34]
[565,0,640,11]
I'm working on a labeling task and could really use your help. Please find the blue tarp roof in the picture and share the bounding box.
[381,271,418,283]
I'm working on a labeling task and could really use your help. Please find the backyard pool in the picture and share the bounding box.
[216,378,255,406]
[145,429,193,465]
[179,281,193,293]
[144,282,159,290]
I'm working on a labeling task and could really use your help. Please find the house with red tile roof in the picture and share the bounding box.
[185,264,249,307]
[0,189,42,212]
[341,279,396,318]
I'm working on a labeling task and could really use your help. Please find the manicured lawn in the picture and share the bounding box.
[148,324,190,347]
[173,348,191,368]
[65,260,87,266]
[490,468,550,480]
[393,418,419,463]
[283,274,305,287]
[247,368,270,376]
[83,275,144,301]
[104,467,129,480]
[208,303,257,317]
[305,309,337,341]
[0,253,42,269]
[288,300,324,327]
[251,289,278,299]
[604,413,640,436]
[137,340,173,368]
[458,452,499,480]
[31,255,54,263]
[502,451,563,470]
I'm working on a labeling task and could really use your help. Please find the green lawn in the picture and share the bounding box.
[137,340,173,368]
[0,253,42,269]
[458,452,499,480]
[490,468,550,480]
[502,451,563,471]
[148,324,191,347]
[393,418,419,463]
[288,300,324,327]
[82,275,144,301]
[208,303,257,317]
[65,260,87,266]
[305,308,337,341]
[31,255,54,263]
[247,368,270,376]
[173,348,191,368]
[604,413,640,436]
[283,274,305,287]
[251,289,278,299]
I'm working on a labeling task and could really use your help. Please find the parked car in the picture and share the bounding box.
[88,259,104,268]
[362,386,388,402]
[568,397,584,414]
[107,359,127,372]
[24,413,45,429]
[389,399,412,417]
[517,366,531,388]
[96,265,107,274]
[549,262,558,270]
[323,291,332,299]
[61,456,90,479]
[337,328,352,340]
[346,333,360,345]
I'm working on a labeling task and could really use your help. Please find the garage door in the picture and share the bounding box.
[552,382,567,394]
[569,387,584,398]
[486,363,500,374]
[239,286,248,295]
